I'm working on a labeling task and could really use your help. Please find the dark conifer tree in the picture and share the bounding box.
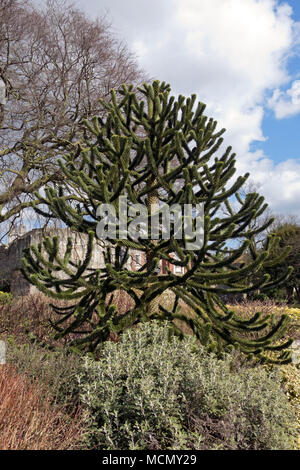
[22,80,293,362]
[264,223,300,304]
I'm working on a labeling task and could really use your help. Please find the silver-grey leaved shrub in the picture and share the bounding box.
[77,322,297,450]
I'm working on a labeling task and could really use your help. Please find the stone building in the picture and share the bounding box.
[0,227,185,296]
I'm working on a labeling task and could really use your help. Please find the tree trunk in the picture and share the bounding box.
[146,177,160,316]
[286,286,294,304]
[295,287,300,305]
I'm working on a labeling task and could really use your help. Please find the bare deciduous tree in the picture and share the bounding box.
[0,0,144,240]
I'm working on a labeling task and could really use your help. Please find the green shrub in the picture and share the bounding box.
[278,363,300,449]
[0,291,12,304]
[77,321,298,450]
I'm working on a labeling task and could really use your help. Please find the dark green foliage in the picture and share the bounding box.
[264,223,300,303]
[22,80,292,362]
[77,322,298,450]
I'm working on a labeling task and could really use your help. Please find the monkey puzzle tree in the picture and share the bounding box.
[22,80,293,362]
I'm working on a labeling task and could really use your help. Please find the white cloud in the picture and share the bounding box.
[268,79,300,117]
[73,0,300,216]
[237,153,300,214]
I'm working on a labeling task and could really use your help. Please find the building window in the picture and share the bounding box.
[174,264,183,274]
[173,254,183,274]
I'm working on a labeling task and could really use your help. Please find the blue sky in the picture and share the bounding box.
[256,0,300,164]
[72,0,300,217]
[260,0,300,161]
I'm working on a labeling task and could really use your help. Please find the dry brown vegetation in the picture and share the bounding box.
[0,364,84,450]
[1,293,298,348]
[227,299,300,341]
[0,293,65,346]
